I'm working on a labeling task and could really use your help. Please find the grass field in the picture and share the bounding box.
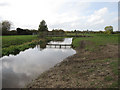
[72,34,118,50]
[2,35,38,48]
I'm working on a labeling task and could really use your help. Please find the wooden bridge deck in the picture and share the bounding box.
[46,44,72,48]
[47,44,71,46]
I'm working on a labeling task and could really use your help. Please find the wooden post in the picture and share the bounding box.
[65,45,66,49]
[60,45,61,48]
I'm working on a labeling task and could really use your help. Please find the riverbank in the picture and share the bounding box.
[2,35,65,56]
[26,34,119,88]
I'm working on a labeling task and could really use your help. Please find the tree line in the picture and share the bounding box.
[66,29,119,34]
[0,20,119,36]
[1,20,38,35]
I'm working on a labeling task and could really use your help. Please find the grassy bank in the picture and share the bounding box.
[27,34,119,88]
[2,35,65,56]
[2,35,38,56]
[2,40,39,56]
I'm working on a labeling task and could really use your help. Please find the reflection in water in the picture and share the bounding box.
[37,43,47,51]
[1,38,76,88]
[48,38,72,44]
[40,43,47,49]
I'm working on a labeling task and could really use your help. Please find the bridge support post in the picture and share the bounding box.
[60,45,61,48]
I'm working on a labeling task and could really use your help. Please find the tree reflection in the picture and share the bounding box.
[37,42,47,51]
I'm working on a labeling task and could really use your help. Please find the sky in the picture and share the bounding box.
[0,0,119,31]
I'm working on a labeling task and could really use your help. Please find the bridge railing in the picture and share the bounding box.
[46,44,72,48]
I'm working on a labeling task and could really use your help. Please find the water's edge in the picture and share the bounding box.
[2,38,76,88]
[26,50,77,87]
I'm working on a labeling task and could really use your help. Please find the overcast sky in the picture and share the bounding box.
[0,0,119,31]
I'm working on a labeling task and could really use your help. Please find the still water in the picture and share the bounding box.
[0,38,76,88]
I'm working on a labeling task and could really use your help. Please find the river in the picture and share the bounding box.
[0,38,76,88]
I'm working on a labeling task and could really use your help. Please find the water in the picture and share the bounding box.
[48,38,72,44]
[0,38,76,88]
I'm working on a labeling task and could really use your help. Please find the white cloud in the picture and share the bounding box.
[95,7,108,15]
[87,7,108,23]
[93,19,104,25]
[0,0,68,29]
[0,1,118,31]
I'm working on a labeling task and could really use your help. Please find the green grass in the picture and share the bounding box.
[72,34,118,50]
[2,35,38,48]
[88,68,95,72]
[109,82,118,88]
[46,37,65,41]
[90,81,95,86]
[104,76,113,81]
[2,40,40,56]
[110,59,119,75]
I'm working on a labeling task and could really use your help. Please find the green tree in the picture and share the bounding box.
[2,20,11,31]
[2,20,11,35]
[38,20,48,32]
[104,26,113,34]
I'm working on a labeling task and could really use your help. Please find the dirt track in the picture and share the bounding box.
[26,41,119,88]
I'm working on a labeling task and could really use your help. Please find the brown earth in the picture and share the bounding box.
[26,41,119,88]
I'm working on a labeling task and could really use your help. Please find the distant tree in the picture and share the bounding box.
[114,31,120,34]
[17,28,23,35]
[16,28,33,35]
[99,31,104,34]
[74,30,77,32]
[38,20,48,32]
[51,29,65,35]
[2,20,12,35]
[2,20,11,31]
[9,30,17,35]
[104,26,113,34]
